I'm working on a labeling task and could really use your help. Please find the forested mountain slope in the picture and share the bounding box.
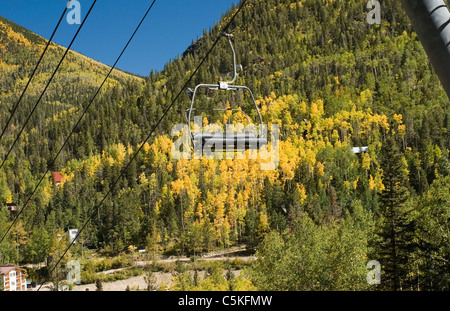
[0,15,144,168]
[0,15,142,102]
[0,0,449,291]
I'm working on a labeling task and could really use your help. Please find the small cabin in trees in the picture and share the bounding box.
[52,172,63,187]
[3,203,17,219]
[0,266,28,291]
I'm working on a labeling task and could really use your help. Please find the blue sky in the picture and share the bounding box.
[0,0,240,76]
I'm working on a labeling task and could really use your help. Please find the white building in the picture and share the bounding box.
[0,266,27,291]
[68,228,79,243]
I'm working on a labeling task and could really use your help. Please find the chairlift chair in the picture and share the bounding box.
[185,33,267,151]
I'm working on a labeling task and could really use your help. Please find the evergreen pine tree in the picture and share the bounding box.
[373,135,416,291]
[225,265,235,291]
[95,278,103,291]
[144,263,158,291]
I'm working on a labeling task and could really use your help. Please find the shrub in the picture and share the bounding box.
[111,255,132,269]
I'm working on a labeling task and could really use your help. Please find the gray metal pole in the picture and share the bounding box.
[401,0,450,99]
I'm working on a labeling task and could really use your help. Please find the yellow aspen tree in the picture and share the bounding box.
[361,152,371,170]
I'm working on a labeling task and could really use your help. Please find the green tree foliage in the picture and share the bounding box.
[415,175,450,290]
[95,278,103,291]
[24,226,50,264]
[371,135,416,290]
[144,262,158,291]
[249,203,371,290]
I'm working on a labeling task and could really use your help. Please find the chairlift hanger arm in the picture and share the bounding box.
[222,33,238,85]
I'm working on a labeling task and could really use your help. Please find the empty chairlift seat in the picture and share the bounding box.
[186,33,267,152]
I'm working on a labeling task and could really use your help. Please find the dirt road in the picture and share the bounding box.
[34,252,255,291]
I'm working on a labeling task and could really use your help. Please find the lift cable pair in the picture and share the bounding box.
[0,0,157,246]
[0,1,74,145]
[37,0,250,291]
[0,0,99,172]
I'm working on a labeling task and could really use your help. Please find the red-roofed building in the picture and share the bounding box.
[0,266,27,291]
[52,172,63,187]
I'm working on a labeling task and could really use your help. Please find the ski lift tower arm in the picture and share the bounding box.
[401,0,450,99]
